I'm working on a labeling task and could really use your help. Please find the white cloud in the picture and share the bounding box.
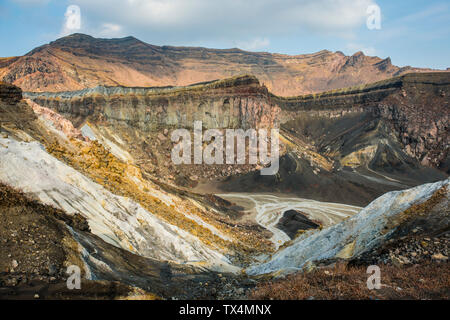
[60,5,82,37]
[98,23,124,37]
[69,0,377,41]
[346,43,376,56]
[235,38,270,51]
[10,0,50,5]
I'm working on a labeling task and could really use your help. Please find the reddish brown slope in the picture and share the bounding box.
[0,33,436,96]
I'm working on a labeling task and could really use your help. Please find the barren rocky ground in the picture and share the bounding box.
[0,51,449,300]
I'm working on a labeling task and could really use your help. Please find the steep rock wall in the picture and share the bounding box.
[26,76,280,130]
[276,73,450,172]
[0,81,22,104]
[23,73,450,173]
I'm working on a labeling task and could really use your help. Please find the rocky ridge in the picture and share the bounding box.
[0,33,437,96]
[25,75,280,130]
[277,72,450,172]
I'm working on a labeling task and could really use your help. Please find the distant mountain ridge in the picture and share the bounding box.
[0,33,439,96]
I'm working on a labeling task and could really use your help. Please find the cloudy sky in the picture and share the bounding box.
[1,0,449,69]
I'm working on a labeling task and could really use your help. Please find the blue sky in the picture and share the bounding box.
[0,0,449,69]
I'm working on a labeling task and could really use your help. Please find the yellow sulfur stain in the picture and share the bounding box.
[44,137,273,257]
[336,240,356,259]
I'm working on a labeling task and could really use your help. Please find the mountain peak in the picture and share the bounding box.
[1,34,436,95]
[51,33,94,43]
[49,33,145,48]
[352,51,365,57]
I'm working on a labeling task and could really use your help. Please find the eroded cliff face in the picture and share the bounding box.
[22,73,449,206]
[0,81,22,104]
[376,79,449,171]
[26,75,280,131]
[277,73,450,173]
[214,73,448,205]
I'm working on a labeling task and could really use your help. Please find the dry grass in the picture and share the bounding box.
[250,262,450,300]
